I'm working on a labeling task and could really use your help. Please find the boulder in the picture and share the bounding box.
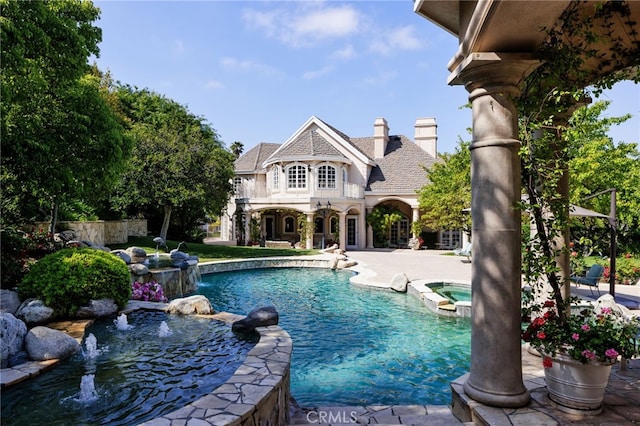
[126,246,147,264]
[166,295,214,315]
[1,289,22,314]
[75,299,119,319]
[25,326,81,361]
[129,263,150,276]
[232,306,279,333]
[337,259,357,269]
[0,313,28,368]
[390,273,409,293]
[15,299,56,325]
[111,249,132,264]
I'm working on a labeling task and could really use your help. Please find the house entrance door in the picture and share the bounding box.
[346,216,358,249]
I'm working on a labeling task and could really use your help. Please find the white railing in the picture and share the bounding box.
[237,182,363,200]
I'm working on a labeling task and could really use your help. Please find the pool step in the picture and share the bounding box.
[439,303,457,311]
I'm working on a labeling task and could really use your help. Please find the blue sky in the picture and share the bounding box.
[93,1,639,155]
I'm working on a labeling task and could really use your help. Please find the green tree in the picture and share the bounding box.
[417,139,471,233]
[230,141,244,159]
[567,101,640,252]
[1,0,129,231]
[366,205,402,248]
[111,87,235,241]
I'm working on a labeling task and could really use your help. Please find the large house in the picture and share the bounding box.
[220,116,460,250]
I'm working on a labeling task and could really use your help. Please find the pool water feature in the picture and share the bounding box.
[198,268,471,407]
[1,310,257,425]
[429,283,472,303]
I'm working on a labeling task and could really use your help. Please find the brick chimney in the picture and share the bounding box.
[374,117,389,158]
[415,117,437,158]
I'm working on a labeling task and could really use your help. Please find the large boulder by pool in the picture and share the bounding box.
[0,313,28,368]
[25,326,81,361]
[166,295,214,315]
[390,273,409,293]
[15,298,56,325]
[232,306,279,333]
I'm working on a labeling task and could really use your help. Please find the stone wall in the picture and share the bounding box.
[198,257,333,275]
[29,219,147,246]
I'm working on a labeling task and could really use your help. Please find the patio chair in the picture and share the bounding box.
[453,242,472,262]
[570,264,605,297]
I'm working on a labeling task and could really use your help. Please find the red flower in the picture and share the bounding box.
[543,300,555,308]
[543,357,553,368]
[543,311,555,320]
[532,317,546,327]
[536,331,546,339]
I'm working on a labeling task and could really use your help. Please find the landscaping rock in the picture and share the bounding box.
[129,263,150,276]
[75,299,119,319]
[15,298,56,325]
[25,326,80,361]
[0,313,28,368]
[232,306,279,333]
[337,259,357,269]
[111,249,132,264]
[390,273,409,292]
[1,289,22,314]
[126,246,147,264]
[166,295,214,315]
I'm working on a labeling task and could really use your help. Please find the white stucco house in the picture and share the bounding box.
[219,115,460,250]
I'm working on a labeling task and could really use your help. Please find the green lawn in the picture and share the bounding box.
[109,237,318,262]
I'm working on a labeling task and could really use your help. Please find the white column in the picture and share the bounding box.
[338,212,347,250]
[366,208,374,249]
[412,207,420,238]
[305,213,314,250]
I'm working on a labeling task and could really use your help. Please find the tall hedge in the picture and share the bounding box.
[19,248,131,316]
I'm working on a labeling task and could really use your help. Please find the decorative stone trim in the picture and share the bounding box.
[140,324,292,426]
[198,256,334,275]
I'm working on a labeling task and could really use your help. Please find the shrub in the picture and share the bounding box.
[19,248,131,316]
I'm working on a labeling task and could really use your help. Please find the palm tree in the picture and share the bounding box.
[230,141,244,159]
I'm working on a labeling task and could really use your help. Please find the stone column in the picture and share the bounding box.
[412,207,420,238]
[366,208,374,249]
[244,212,251,246]
[338,212,347,250]
[305,213,314,249]
[451,53,539,408]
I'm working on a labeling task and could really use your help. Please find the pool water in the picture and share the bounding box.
[198,268,471,406]
[430,284,472,303]
[1,311,257,425]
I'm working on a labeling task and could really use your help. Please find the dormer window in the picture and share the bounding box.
[317,165,336,189]
[287,164,307,189]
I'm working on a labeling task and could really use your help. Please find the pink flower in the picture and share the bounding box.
[581,324,590,332]
[600,307,612,315]
[571,333,580,341]
[543,357,553,368]
[582,350,596,360]
[605,349,619,359]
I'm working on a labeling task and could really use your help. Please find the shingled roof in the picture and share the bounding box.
[234,143,280,173]
[364,135,436,193]
[267,128,348,162]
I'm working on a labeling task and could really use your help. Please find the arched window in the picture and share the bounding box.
[283,216,295,234]
[287,165,307,189]
[233,177,242,195]
[317,165,336,189]
[330,216,338,234]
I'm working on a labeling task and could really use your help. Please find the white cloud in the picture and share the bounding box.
[369,26,423,55]
[362,70,398,86]
[220,57,284,78]
[331,44,356,60]
[303,66,334,80]
[244,4,361,48]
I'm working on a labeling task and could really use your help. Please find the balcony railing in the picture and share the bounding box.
[235,182,363,200]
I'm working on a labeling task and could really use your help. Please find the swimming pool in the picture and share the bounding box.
[198,267,471,407]
[429,283,472,303]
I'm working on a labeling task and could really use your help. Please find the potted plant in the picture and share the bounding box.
[522,294,639,411]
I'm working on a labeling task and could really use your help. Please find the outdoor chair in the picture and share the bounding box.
[570,264,605,297]
[453,242,472,262]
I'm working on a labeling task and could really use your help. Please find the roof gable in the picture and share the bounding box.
[234,143,280,173]
[263,116,375,167]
